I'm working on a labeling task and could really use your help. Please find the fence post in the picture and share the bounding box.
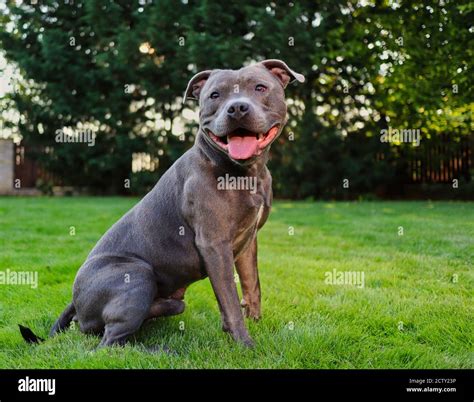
[0,139,14,194]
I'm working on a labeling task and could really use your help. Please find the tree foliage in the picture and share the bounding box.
[0,0,472,196]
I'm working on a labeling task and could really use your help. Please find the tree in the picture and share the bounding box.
[1,0,472,197]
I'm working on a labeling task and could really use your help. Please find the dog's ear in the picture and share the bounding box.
[183,70,212,104]
[260,59,305,88]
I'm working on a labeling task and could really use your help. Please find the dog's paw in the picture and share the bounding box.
[230,331,254,348]
[244,306,261,321]
[241,299,261,321]
[239,335,255,348]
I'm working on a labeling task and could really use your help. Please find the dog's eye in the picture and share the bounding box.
[210,91,220,99]
[255,84,267,92]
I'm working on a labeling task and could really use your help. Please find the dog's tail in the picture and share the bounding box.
[19,302,76,344]
[18,324,45,344]
[49,302,76,336]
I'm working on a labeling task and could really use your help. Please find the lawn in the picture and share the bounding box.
[0,197,472,368]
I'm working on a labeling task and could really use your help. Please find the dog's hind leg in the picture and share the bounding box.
[98,281,156,347]
[147,287,187,319]
[147,298,185,319]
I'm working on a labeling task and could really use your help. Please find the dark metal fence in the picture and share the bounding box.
[407,134,472,183]
[14,135,472,191]
[14,142,60,188]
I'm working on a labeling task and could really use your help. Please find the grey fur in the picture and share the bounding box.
[52,60,304,347]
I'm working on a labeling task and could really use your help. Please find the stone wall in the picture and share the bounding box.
[0,139,14,194]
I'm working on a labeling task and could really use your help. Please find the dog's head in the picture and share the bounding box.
[184,59,304,163]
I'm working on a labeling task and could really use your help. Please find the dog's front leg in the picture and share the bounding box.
[197,238,253,347]
[235,236,261,320]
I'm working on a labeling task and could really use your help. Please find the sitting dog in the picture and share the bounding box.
[22,59,304,347]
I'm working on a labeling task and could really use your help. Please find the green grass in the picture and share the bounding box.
[0,197,472,368]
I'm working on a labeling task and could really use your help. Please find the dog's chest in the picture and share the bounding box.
[232,192,266,258]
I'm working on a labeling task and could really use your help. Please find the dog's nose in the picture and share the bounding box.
[227,101,250,119]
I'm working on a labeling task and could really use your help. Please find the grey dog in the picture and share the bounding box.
[21,59,304,348]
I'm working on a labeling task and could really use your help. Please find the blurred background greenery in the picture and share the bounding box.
[0,0,472,198]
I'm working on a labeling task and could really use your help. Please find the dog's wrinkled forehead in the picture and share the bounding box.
[183,59,305,104]
[200,65,277,99]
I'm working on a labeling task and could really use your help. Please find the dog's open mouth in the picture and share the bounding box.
[208,125,280,160]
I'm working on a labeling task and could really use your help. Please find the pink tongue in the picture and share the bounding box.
[228,135,258,160]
